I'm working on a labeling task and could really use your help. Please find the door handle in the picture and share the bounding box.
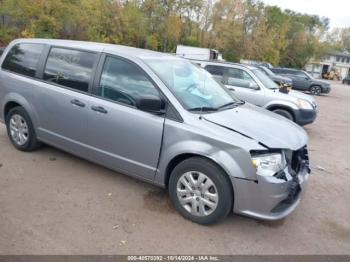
[228,87,235,91]
[91,106,108,114]
[71,99,85,107]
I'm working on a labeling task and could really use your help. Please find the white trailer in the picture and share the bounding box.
[176,45,223,60]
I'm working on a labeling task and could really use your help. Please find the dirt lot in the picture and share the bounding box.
[0,82,350,255]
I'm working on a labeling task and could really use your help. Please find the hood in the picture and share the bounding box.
[313,79,330,86]
[203,103,308,151]
[268,89,315,105]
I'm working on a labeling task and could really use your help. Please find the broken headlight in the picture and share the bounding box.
[251,153,286,177]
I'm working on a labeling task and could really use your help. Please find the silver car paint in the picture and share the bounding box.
[0,39,309,220]
[194,61,316,112]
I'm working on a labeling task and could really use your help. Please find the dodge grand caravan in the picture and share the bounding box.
[194,60,317,126]
[0,39,311,224]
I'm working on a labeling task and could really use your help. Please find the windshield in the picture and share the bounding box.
[260,67,275,76]
[145,58,242,112]
[252,69,280,89]
[303,71,314,79]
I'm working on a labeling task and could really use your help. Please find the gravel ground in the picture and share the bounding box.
[0,81,349,255]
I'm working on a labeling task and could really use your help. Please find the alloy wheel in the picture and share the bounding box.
[9,114,29,146]
[310,86,321,95]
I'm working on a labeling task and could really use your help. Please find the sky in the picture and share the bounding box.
[261,0,350,29]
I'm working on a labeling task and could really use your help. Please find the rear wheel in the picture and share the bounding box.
[272,109,294,122]
[169,157,233,225]
[309,85,322,95]
[5,106,40,152]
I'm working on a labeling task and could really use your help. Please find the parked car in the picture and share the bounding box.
[271,67,331,95]
[0,39,311,224]
[193,60,317,126]
[256,65,293,89]
[342,76,350,85]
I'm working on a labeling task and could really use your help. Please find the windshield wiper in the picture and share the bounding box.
[188,107,218,112]
[218,101,245,110]
[189,101,245,112]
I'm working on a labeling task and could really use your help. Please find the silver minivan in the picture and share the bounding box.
[0,39,310,224]
[193,61,318,126]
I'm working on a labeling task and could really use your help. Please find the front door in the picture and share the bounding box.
[286,71,310,91]
[86,55,165,181]
[224,67,266,106]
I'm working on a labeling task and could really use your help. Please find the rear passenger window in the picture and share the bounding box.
[204,65,225,82]
[99,56,159,107]
[205,65,225,77]
[43,48,97,92]
[2,43,44,77]
[272,69,284,74]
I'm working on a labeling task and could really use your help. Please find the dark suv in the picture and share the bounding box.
[257,66,293,88]
[342,76,350,85]
[271,68,331,95]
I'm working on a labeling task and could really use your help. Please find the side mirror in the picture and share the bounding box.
[249,82,260,90]
[136,95,165,113]
[305,76,310,80]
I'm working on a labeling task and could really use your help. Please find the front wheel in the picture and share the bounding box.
[309,85,322,95]
[272,109,294,122]
[169,157,233,225]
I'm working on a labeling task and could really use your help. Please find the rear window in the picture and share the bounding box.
[1,43,44,77]
[43,47,97,92]
[204,64,226,82]
[205,65,225,76]
[271,68,283,74]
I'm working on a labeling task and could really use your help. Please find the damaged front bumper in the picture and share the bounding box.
[231,147,310,220]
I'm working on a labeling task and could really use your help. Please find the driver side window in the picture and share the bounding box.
[295,71,307,78]
[225,68,257,89]
[99,56,159,107]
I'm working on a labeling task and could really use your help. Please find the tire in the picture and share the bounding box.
[309,85,322,96]
[272,109,294,122]
[5,106,41,152]
[169,157,233,225]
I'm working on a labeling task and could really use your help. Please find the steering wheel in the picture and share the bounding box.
[104,87,136,106]
[117,92,136,106]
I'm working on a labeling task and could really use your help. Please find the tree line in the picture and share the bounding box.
[0,0,349,68]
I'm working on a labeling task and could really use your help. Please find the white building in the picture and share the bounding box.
[305,51,350,80]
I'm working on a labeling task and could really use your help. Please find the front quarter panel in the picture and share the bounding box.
[155,117,266,187]
[264,99,299,111]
